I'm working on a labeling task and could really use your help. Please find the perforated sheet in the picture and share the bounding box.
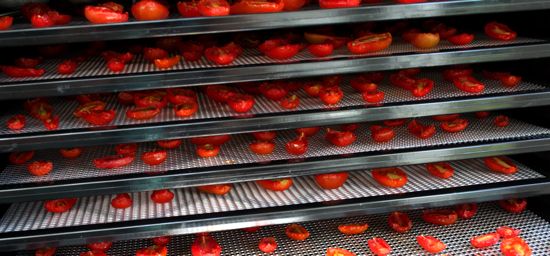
[0,158,544,232]
[0,36,543,83]
[0,72,545,135]
[16,203,550,255]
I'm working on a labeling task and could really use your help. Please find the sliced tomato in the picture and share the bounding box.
[230,0,284,14]
[167,88,197,105]
[35,247,56,256]
[326,248,356,256]
[471,232,500,248]
[318,0,361,8]
[42,115,59,131]
[179,40,204,61]
[347,33,392,54]
[126,106,161,120]
[115,143,138,156]
[59,148,82,159]
[93,155,135,169]
[142,150,167,165]
[448,33,474,45]
[174,102,199,117]
[388,211,412,233]
[350,75,378,93]
[407,119,436,139]
[426,162,454,179]
[136,245,168,256]
[432,114,460,122]
[131,0,170,21]
[499,198,527,214]
[252,131,277,141]
[337,223,368,235]
[453,76,485,93]
[494,115,510,127]
[44,198,77,213]
[2,66,45,77]
[455,203,478,219]
[84,4,129,24]
[7,114,25,131]
[417,235,446,254]
[111,193,132,209]
[296,127,320,137]
[441,118,468,133]
[411,32,440,49]
[81,110,116,126]
[308,43,334,57]
[154,56,181,69]
[177,1,201,17]
[303,80,323,97]
[485,21,517,41]
[190,134,231,145]
[198,184,232,195]
[280,94,300,109]
[228,94,255,113]
[259,39,301,60]
[319,86,343,105]
[191,234,221,256]
[134,93,167,108]
[484,156,517,174]
[500,237,531,256]
[389,72,416,90]
[371,167,407,188]
[285,224,310,241]
[87,241,113,251]
[73,101,106,118]
[9,151,35,165]
[325,129,356,147]
[249,140,275,155]
[0,16,13,30]
[198,0,230,16]
[257,178,293,191]
[443,67,473,81]
[260,81,288,101]
[205,43,241,65]
[157,139,182,149]
[362,90,385,104]
[196,144,221,158]
[314,172,348,189]
[497,226,521,238]
[367,237,391,256]
[152,236,171,247]
[285,133,308,155]
[150,189,174,203]
[28,161,53,176]
[258,237,278,253]
[422,209,458,225]
[143,47,169,62]
[370,126,395,142]
[411,78,434,97]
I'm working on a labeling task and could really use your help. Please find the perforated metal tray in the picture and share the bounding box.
[0,72,545,136]
[0,158,544,233]
[15,203,550,255]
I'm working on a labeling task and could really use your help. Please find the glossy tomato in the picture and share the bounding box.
[337,223,368,235]
[426,162,454,179]
[178,1,201,17]
[485,21,517,41]
[205,43,241,65]
[421,209,458,226]
[87,241,113,251]
[93,155,135,169]
[249,140,275,155]
[142,150,167,165]
[111,193,132,209]
[230,0,284,14]
[191,234,221,256]
[136,245,168,256]
[59,148,82,159]
[198,0,230,16]
[150,189,174,204]
[326,248,356,256]
[325,129,356,147]
[319,86,343,105]
[372,167,407,188]
[28,161,53,176]
[314,172,348,189]
[227,94,255,113]
[455,203,478,219]
[7,114,25,130]
[44,198,77,213]
[84,2,129,24]
[285,133,308,155]
[500,237,531,256]
[258,237,277,253]
[448,33,474,45]
[308,43,334,57]
[497,226,521,238]
[157,139,182,149]
[388,211,412,233]
[416,235,446,254]
[484,156,517,174]
[347,33,392,54]
[471,232,500,248]
[368,237,391,256]
[197,184,232,195]
[499,198,527,214]
[285,224,310,240]
[126,106,161,120]
[196,144,221,158]
[257,178,293,191]
[132,0,170,21]
[9,151,35,165]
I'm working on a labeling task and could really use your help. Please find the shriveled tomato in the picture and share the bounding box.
[426,162,454,179]
[198,0,230,16]
[411,32,440,49]
[286,133,308,155]
[411,78,434,97]
[448,33,474,45]
[285,224,309,240]
[132,0,170,21]
[174,102,199,117]
[499,198,527,214]
[388,211,412,233]
[28,161,53,176]
[314,172,348,189]
[142,150,167,165]
[370,125,395,142]
[136,245,168,256]
[258,237,277,253]
[196,144,221,158]
[325,129,356,147]
[157,139,182,149]
[308,43,334,57]
[59,148,82,159]
[471,232,500,248]
[494,115,510,127]
[441,118,468,133]
[154,56,181,69]
[111,193,132,209]
[167,88,197,105]
[150,189,174,203]
[280,94,300,109]
[319,86,343,105]
[152,236,171,247]
[368,237,391,256]
[82,110,116,126]
[455,203,478,219]
[500,237,531,256]
[190,135,231,145]
[417,235,446,254]
[337,223,368,235]
[198,184,232,195]
[259,38,301,60]
[44,198,77,213]
[422,209,458,226]
[84,2,129,24]
[497,226,521,238]
[484,156,517,174]
[452,76,485,93]
[485,21,517,41]
[249,140,275,155]
[177,1,201,17]
[303,81,323,97]
[35,247,56,256]
[191,234,221,256]
[347,33,392,54]
[134,93,167,108]
[318,0,361,9]
[7,114,25,131]
[87,241,113,251]
[257,178,293,191]
[126,106,161,120]
[230,0,284,14]
[228,94,255,113]
[326,248,356,256]
[9,151,35,165]
[93,155,135,169]
[372,167,407,188]
[115,143,138,156]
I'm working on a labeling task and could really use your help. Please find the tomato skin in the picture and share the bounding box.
[191,234,221,256]
[296,127,320,137]
[150,189,174,204]
[448,33,474,45]
[471,232,500,248]
[422,209,458,226]
[426,162,454,179]
[249,140,275,155]
[407,119,436,139]
[132,0,170,21]
[177,1,201,17]
[308,43,334,57]
[368,237,391,256]
[280,94,300,109]
[198,184,232,195]
[142,150,168,165]
[485,21,517,41]
[318,0,361,8]
[196,144,221,158]
[87,241,113,251]
[111,193,132,209]
[325,130,356,147]
[337,223,368,235]
[0,16,13,30]
[455,203,478,219]
[152,236,171,247]
[484,156,517,174]
[84,4,129,24]
[499,198,527,214]
[285,224,310,241]
[258,237,277,253]
[372,167,408,188]
[416,235,446,253]
[452,76,485,93]
[388,211,412,233]
[82,110,116,126]
[190,135,231,145]
[44,198,77,213]
[285,134,308,155]
[126,106,161,120]
[157,139,182,149]
[500,237,531,256]
[28,161,53,176]
[319,86,343,105]
[370,126,395,142]
[59,148,82,159]
[7,114,26,131]
[347,33,392,54]
[93,155,135,169]
[230,0,284,14]
[257,178,293,191]
[154,56,181,69]
[136,245,168,256]
[497,226,521,238]
[494,115,510,127]
[326,248,356,256]
[9,151,35,165]
[174,101,199,118]
[115,143,138,156]
[228,94,255,113]
[35,247,56,256]
[314,172,348,189]
[198,0,230,16]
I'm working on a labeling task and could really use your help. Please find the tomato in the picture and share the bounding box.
[452,76,485,93]
[407,119,436,139]
[383,119,406,127]
[440,118,468,133]
[144,47,169,62]
[42,115,59,131]
[285,133,308,155]
[350,75,378,93]
[426,162,454,179]
[285,224,310,240]
[2,66,45,77]
[249,140,275,155]
[319,86,343,105]
[308,43,334,57]
[242,227,260,232]
[174,102,199,117]
[411,33,440,49]
[470,232,500,248]
[135,93,168,109]
[417,235,446,253]
[136,245,168,256]
[325,129,356,147]
[279,94,300,109]
[132,0,170,21]
[87,241,113,251]
[59,148,82,159]
[9,151,35,165]
[151,189,174,204]
[190,135,231,145]
[257,178,293,191]
[115,143,138,156]
[82,110,116,126]
[198,0,230,16]
[16,57,42,68]
[198,184,232,195]
[57,59,79,74]
[448,33,474,45]
[499,198,527,214]
[260,82,288,101]
[0,16,13,30]
[362,90,385,104]
[191,234,221,256]
[152,236,171,247]
[422,209,458,226]
[156,139,182,149]
[28,161,53,176]
[282,0,307,10]
[180,41,204,61]
[75,94,102,105]
[340,124,358,132]
[314,172,348,189]
[205,44,240,65]
[154,56,180,69]
[389,72,416,90]
[35,247,56,256]
[303,81,323,97]
[206,85,238,103]
[126,106,161,120]
[500,237,531,256]
[494,115,510,127]
[259,39,301,60]
[337,223,368,235]
[370,126,395,142]
[196,144,221,158]
[111,193,132,209]
[484,156,517,174]
[347,33,392,54]
[167,88,197,105]
[84,3,129,24]
[411,78,433,97]
[432,114,460,122]
[318,0,361,8]
[80,251,105,256]
[178,1,201,17]
[74,101,106,118]
[485,21,517,41]
[368,237,391,256]
[258,237,277,253]
[500,75,522,87]
[251,131,276,141]
[7,114,25,131]
[475,111,490,119]
[372,167,408,188]
[326,248,356,256]
[230,0,284,14]
[227,94,255,113]
[93,155,135,169]
[44,198,77,213]
[142,150,167,165]
[388,211,412,233]
[296,127,320,137]
[497,226,521,238]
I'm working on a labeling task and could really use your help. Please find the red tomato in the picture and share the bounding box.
[142,150,167,165]
[370,126,395,142]
[383,119,406,127]
[82,110,116,126]
[190,135,231,145]
[111,193,132,209]
[407,119,436,139]
[319,86,343,105]
[340,124,358,132]
[337,223,368,235]
[177,1,201,17]
[485,21,517,41]
[372,168,407,188]
[196,144,221,158]
[285,133,308,155]
[134,93,168,109]
[443,67,473,81]
[422,209,458,226]
[368,237,392,256]
[303,81,323,97]
[453,75,485,93]
[2,66,45,77]
[252,131,277,141]
[308,43,334,57]
[205,43,241,65]
[9,151,35,165]
[326,248,356,256]
[411,78,434,97]
[260,82,288,101]
[42,115,59,131]
[249,140,275,155]
[484,156,517,174]
[388,211,412,233]
[296,127,320,137]
[84,3,129,24]
[448,33,474,45]
[136,245,168,256]
[350,76,378,93]
[144,47,169,62]
[179,40,204,61]
[257,178,293,191]
[347,33,392,54]
[280,94,300,109]
[174,102,199,118]
[115,143,138,156]
[167,88,197,105]
[258,237,277,253]
[494,115,510,127]
[15,57,42,68]
[7,114,25,131]
[362,90,385,104]
[416,235,446,254]
[126,106,161,120]
[59,148,82,159]
[73,101,106,118]
[440,118,468,133]
[471,232,500,248]
[475,111,490,119]
[500,75,522,87]
[259,39,301,60]
[150,189,174,204]
[197,184,232,195]
[152,236,171,247]
[285,224,310,240]
[411,32,440,49]
[57,59,79,74]
[116,92,134,105]
[314,172,348,189]
[283,0,307,10]
[44,198,77,213]
[35,247,56,256]
[325,129,356,147]
[132,0,170,21]
[498,198,527,214]
[426,162,454,179]
[431,114,460,122]
[497,226,521,238]
[0,16,13,30]
[500,237,531,256]
[318,0,361,8]
[93,155,135,169]
[389,72,416,90]
[230,0,284,14]
[191,234,221,256]
[87,241,113,251]
[154,56,180,69]
[198,0,230,16]
[455,203,478,219]
[227,94,255,113]
[157,139,182,149]
[28,161,53,176]
[242,227,260,232]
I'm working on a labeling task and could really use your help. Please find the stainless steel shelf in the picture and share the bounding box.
[15,203,550,255]
[0,116,549,203]
[1,72,546,152]
[1,0,550,47]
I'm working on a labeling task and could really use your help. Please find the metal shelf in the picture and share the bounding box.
[15,203,550,255]
[2,0,550,47]
[1,72,547,152]
[0,39,547,100]
[0,116,549,203]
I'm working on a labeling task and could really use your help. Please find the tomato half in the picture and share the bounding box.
[84,3,129,24]
[228,94,255,113]
[190,135,231,145]
[455,203,478,219]
[285,224,310,240]
[257,178,293,191]
[157,139,182,149]
[87,241,113,251]
[82,110,116,126]
[475,111,490,119]
[7,114,25,131]
[260,81,288,101]
[500,237,531,256]
[196,144,221,158]
[177,1,201,17]
[350,75,378,93]
[111,193,132,209]
[0,16,13,30]
[154,56,181,69]
[259,39,301,60]
[93,155,135,169]
[326,248,356,256]
[59,148,82,159]
[9,151,35,165]
[390,72,416,90]
[150,189,174,204]
[325,130,356,147]
[152,236,171,247]
[319,86,344,105]
[471,232,500,248]
[411,78,434,97]
[28,161,53,176]
[484,156,517,174]
[308,43,334,57]
[35,247,56,256]
[453,76,485,93]
[198,184,232,195]
[198,0,230,16]
[426,162,454,179]
[132,0,170,21]
[142,150,167,165]
[448,33,474,45]
[126,106,161,120]
[258,237,278,253]
[368,237,391,256]
[432,114,460,122]
[318,0,361,9]
[388,211,412,233]
[499,198,527,214]
[383,119,406,127]
[407,119,436,139]
[441,118,468,133]
[44,198,77,213]
[303,81,323,97]
[371,167,408,188]
[347,33,392,54]
[494,115,510,127]
[314,172,348,189]
[285,133,308,155]
[416,235,446,254]
[144,47,169,62]
[485,21,517,41]
[73,101,106,118]
[115,143,138,156]
[443,67,473,81]
[362,90,385,104]
[497,226,521,238]
[280,94,300,109]
[134,93,168,108]
[191,234,220,256]
[174,102,199,117]
[296,127,320,137]
[2,66,45,77]
[370,125,395,142]
[337,223,368,235]
[205,43,241,65]
[230,0,284,14]
[249,140,275,155]
[167,88,197,105]
[422,209,458,226]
